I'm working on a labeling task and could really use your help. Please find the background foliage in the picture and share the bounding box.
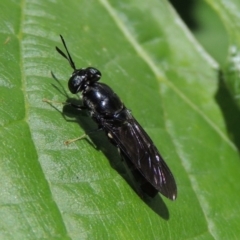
[1,0,240,239]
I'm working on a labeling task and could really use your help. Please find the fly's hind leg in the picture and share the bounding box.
[64,127,103,146]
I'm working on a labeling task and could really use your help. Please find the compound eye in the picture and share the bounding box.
[86,67,101,82]
[68,72,85,94]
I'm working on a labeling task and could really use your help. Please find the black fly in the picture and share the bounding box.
[55,35,177,200]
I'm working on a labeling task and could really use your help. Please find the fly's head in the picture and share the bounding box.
[68,67,101,94]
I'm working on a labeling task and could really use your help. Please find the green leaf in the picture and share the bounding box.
[1,0,240,239]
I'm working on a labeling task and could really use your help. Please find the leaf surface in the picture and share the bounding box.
[0,0,240,239]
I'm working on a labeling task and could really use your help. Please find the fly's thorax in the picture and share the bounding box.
[82,82,124,115]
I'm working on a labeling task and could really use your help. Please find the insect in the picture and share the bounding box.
[55,35,177,200]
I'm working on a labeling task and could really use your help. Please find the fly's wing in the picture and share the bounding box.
[105,113,177,200]
[119,150,159,198]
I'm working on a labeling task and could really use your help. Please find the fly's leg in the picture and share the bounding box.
[42,98,87,111]
[64,128,103,145]
[64,134,88,145]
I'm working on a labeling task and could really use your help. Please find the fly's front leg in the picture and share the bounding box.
[43,98,87,111]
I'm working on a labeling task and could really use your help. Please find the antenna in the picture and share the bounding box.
[56,35,76,70]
